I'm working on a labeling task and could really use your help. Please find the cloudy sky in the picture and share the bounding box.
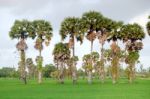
[0,0,150,69]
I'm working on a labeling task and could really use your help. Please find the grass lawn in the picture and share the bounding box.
[0,78,150,99]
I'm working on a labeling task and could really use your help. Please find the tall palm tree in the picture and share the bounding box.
[146,16,150,35]
[96,17,113,83]
[81,11,107,83]
[60,17,83,84]
[107,20,123,84]
[33,20,53,84]
[53,42,70,84]
[81,11,103,53]
[9,20,32,84]
[120,23,145,83]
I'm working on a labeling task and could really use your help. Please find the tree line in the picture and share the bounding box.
[9,11,150,84]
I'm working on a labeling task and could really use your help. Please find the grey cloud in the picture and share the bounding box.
[0,0,150,68]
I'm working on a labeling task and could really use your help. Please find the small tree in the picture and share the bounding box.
[53,42,70,84]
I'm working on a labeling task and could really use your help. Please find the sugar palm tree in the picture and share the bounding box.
[107,21,123,84]
[81,11,107,83]
[60,17,83,84]
[53,42,70,84]
[33,20,53,84]
[9,20,33,84]
[120,23,145,83]
[146,16,150,35]
[96,17,114,83]
[81,11,103,53]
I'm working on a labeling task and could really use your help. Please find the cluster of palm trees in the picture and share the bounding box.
[9,11,149,84]
[9,20,53,84]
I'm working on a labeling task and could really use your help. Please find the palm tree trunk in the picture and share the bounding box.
[111,41,119,84]
[88,71,92,84]
[91,40,93,53]
[59,61,64,84]
[129,62,135,83]
[72,36,77,84]
[100,43,105,83]
[20,50,27,84]
[38,49,42,84]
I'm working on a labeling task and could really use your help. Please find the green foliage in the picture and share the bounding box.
[120,23,145,41]
[36,56,43,71]
[9,20,32,39]
[53,42,70,61]
[0,67,18,78]
[146,16,150,35]
[125,51,139,64]
[60,17,84,43]
[81,11,103,32]
[91,52,99,62]
[33,20,53,40]
[43,64,56,78]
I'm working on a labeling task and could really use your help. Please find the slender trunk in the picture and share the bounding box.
[87,40,94,84]
[20,50,27,84]
[72,36,77,84]
[88,71,92,84]
[38,71,42,84]
[100,43,105,83]
[59,61,64,84]
[111,41,119,84]
[91,40,93,53]
[129,62,135,83]
[38,49,42,84]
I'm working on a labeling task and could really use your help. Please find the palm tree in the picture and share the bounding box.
[81,11,103,53]
[120,23,145,83]
[53,42,70,84]
[9,20,33,84]
[60,17,83,84]
[146,16,150,35]
[105,20,123,84]
[96,17,113,83]
[81,11,107,83]
[33,20,53,84]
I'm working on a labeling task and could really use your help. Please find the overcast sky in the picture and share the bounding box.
[0,0,150,69]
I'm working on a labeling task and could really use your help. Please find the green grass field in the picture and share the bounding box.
[0,78,150,99]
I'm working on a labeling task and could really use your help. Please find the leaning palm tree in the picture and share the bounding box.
[146,16,150,35]
[33,20,53,84]
[53,42,70,84]
[120,23,145,83]
[9,20,32,84]
[60,17,83,84]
